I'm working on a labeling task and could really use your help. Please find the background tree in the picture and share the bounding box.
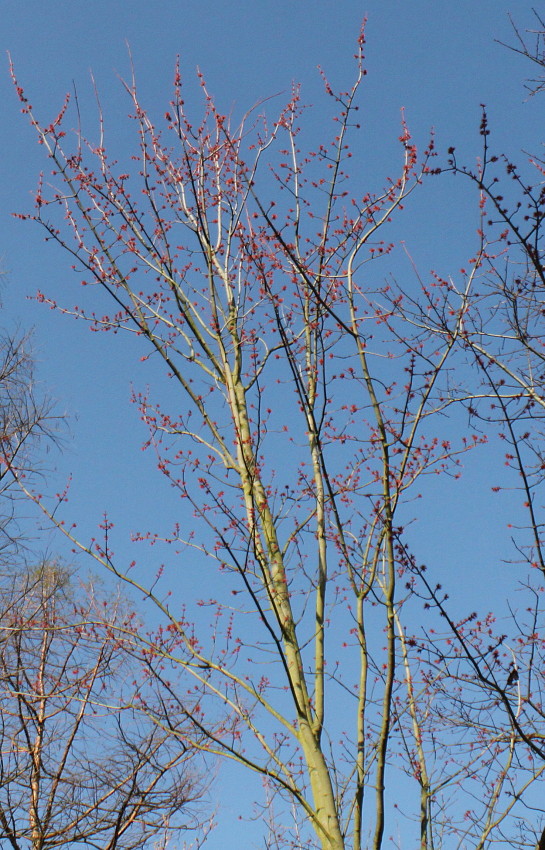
[500,8,545,97]
[0,325,54,564]
[0,563,206,850]
[11,21,545,850]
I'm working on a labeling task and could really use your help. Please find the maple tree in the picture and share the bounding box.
[11,17,545,850]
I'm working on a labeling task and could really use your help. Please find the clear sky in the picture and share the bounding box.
[2,0,535,590]
[1,2,542,846]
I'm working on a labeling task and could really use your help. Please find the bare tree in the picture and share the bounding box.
[499,8,545,96]
[0,563,206,850]
[0,327,54,563]
[11,23,545,850]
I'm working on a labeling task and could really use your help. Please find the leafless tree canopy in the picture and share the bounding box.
[0,565,205,850]
[500,9,545,96]
[0,329,54,563]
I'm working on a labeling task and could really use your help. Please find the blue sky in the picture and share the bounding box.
[1,2,542,846]
[2,0,534,590]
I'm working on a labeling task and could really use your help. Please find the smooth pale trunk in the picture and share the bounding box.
[298,720,345,850]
